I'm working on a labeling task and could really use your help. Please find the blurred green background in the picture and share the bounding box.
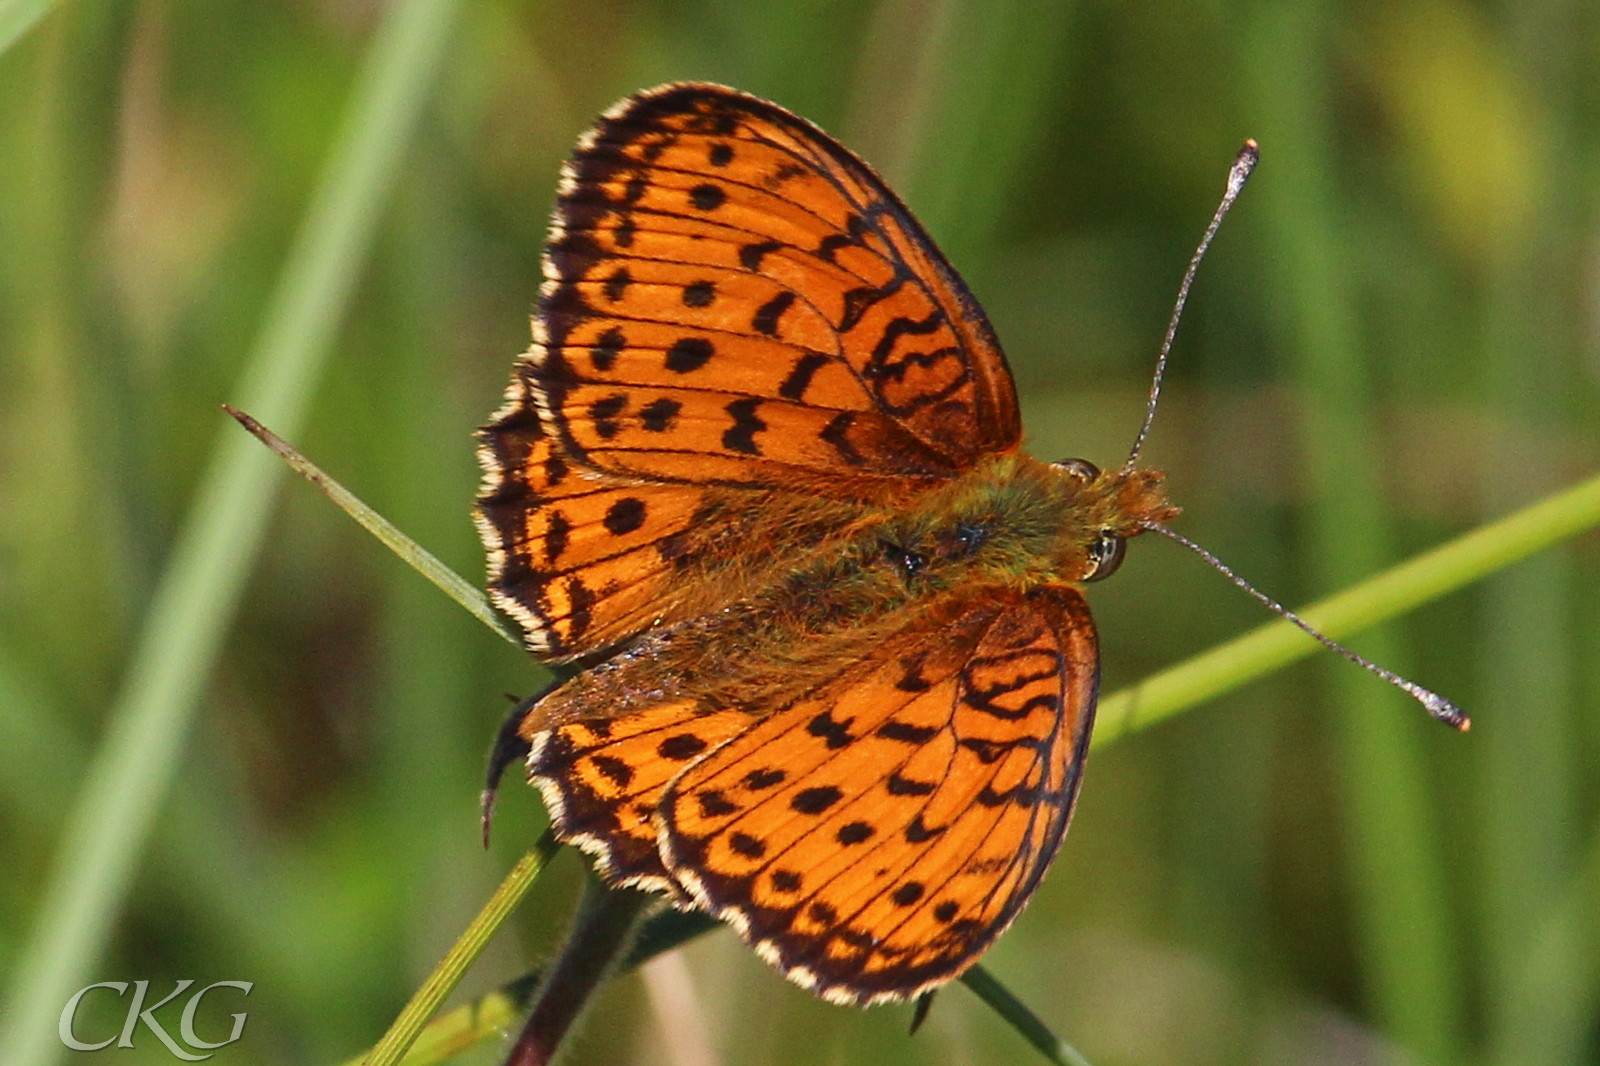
[2,1,1597,1064]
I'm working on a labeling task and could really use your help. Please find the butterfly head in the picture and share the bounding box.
[1049,457,1180,583]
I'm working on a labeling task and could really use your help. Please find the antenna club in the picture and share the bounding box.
[1227,141,1260,195]
[1423,692,1472,732]
[1123,141,1259,472]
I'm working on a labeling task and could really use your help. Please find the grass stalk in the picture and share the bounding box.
[0,2,464,1062]
[362,835,560,1066]
[0,0,59,55]
[1096,469,1600,743]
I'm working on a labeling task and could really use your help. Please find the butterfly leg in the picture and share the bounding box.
[483,679,563,847]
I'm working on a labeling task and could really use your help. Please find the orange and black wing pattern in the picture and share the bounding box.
[526,585,1099,1004]
[477,411,719,657]
[524,701,754,895]
[532,81,1022,486]
[477,83,1023,658]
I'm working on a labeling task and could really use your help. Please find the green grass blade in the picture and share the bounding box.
[0,0,57,55]
[223,405,518,647]
[1504,820,1600,1063]
[1095,469,1600,743]
[361,834,560,1066]
[961,966,1094,1066]
[347,976,543,1066]
[1242,15,1465,1050]
[0,2,465,1063]
[340,909,717,1066]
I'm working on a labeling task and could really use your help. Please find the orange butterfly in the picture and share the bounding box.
[475,83,1178,1006]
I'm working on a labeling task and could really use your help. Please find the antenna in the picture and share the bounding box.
[1120,141,1466,731]
[1124,139,1260,473]
[1147,523,1470,731]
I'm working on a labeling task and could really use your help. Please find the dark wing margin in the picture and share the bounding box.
[528,81,1023,492]
[656,583,1098,1005]
[477,82,1027,657]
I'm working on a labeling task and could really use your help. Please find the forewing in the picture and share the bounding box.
[478,82,1022,657]
[657,584,1099,1005]
[532,82,1022,489]
[477,408,712,655]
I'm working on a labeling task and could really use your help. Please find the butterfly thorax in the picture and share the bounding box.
[870,452,1177,590]
[522,452,1175,734]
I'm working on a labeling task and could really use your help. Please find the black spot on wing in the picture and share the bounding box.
[543,509,571,565]
[891,882,925,907]
[658,733,708,760]
[589,394,627,439]
[602,496,647,535]
[778,352,830,401]
[665,337,714,373]
[806,711,854,750]
[886,773,935,797]
[730,831,765,858]
[563,575,594,643]
[836,822,874,845]
[603,267,631,302]
[740,240,783,272]
[877,720,937,744]
[591,754,632,787]
[721,398,767,455]
[591,326,624,371]
[791,786,843,814]
[752,291,795,337]
[689,183,726,211]
[682,279,716,307]
[743,767,786,790]
[698,790,738,817]
[639,397,681,432]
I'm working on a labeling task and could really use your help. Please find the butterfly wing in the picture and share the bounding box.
[477,412,718,656]
[478,83,1022,657]
[524,701,755,894]
[526,583,1098,1004]
[535,82,1022,485]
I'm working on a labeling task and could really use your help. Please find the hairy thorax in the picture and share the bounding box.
[523,452,1175,735]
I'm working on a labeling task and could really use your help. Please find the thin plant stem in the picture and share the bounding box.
[224,405,519,647]
[1095,468,1600,745]
[0,3,465,1063]
[961,966,1095,1066]
[362,833,560,1066]
[0,0,58,55]
[503,880,652,1066]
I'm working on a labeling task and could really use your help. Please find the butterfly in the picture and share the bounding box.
[474,82,1178,1007]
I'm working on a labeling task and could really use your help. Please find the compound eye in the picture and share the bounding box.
[1054,458,1101,483]
[1083,531,1126,582]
